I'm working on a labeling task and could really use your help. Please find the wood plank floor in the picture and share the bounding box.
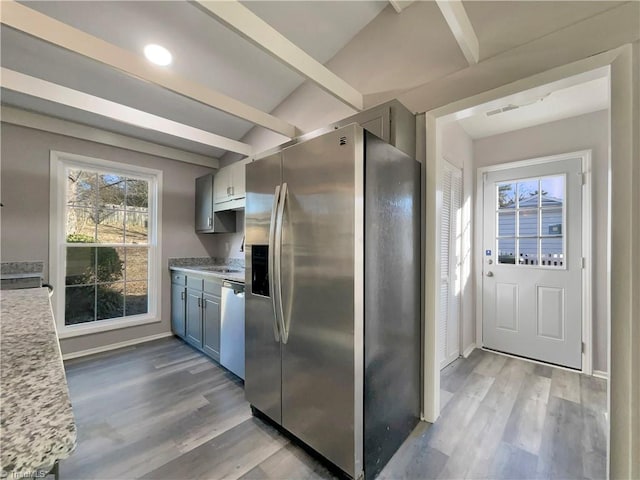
[61,338,607,480]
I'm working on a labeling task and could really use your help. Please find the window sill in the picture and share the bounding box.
[57,314,161,339]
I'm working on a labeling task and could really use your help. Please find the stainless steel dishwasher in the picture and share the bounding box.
[220,280,245,380]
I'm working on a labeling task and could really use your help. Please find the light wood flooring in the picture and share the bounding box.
[61,338,607,480]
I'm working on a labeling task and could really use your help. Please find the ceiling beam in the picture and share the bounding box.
[435,0,479,65]
[1,106,220,168]
[0,0,297,138]
[389,1,415,14]
[195,0,364,111]
[0,68,253,156]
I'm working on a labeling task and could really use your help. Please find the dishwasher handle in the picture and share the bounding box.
[223,281,245,296]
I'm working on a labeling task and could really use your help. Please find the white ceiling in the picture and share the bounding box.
[456,77,609,139]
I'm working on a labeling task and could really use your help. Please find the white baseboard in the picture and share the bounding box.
[462,343,477,358]
[593,369,609,380]
[62,332,174,361]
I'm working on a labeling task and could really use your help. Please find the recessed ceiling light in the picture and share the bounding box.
[144,44,172,66]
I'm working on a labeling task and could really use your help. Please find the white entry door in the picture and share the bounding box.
[440,161,462,368]
[482,157,583,369]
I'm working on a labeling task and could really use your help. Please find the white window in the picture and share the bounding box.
[495,174,565,268]
[50,151,162,338]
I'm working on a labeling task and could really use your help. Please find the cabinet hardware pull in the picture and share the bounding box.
[198,297,201,308]
[208,217,212,227]
[181,291,185,301]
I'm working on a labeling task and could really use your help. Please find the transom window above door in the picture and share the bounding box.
[496,175,565,268]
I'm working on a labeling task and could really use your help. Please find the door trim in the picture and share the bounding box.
[475,150,593,375]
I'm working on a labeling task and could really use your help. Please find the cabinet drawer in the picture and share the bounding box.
[204,278,222,296]
[187,276,204,290]
[171,272,186,285]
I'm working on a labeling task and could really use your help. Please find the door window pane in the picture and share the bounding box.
[517,179,539,207]
[542,208,563,236]
[498,238,516,264]
[518,209,539,237]
[498,211,515,237]
[497,183,516,209]
[518,238,538,265]
[541,176,564,206]
[542,238,564,267]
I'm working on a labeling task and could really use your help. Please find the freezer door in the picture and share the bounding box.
[244,153,283,424]
[279,125,363,478]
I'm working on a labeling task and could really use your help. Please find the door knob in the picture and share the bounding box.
[486,271,494,277]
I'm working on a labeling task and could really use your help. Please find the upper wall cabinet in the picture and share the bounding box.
[195,173,236,233]
[330,99,416,159]
[213,161,247,211]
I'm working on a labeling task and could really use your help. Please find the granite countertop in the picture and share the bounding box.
[168,257,245,283]
[169,265,245,284]
[0,288,77,477]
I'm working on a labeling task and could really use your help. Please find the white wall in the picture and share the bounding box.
[440,122,475,356]
[0,123,219,356]
[472,109,609,372]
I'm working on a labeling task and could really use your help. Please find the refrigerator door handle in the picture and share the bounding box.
[268,184,281,342]
[274,182,288,343]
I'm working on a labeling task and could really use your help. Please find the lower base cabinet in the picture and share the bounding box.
[186,288,203,348]
[171,284,186,338]
[171,272,221,363]
[202,293,221,361]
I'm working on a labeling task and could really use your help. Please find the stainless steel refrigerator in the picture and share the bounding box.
[244,124,421,480]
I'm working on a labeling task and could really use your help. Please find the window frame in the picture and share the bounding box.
[50,151,163,338]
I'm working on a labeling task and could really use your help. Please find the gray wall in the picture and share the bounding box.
[209,210,245,261]
[473,109,609,372]
[0,123,219,355]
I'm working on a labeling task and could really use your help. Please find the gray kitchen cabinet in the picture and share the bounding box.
[202,292,221,361]
[185,288,203,348]
[213,161,246,208]
[331,99,416,159]
[173,270,224,362]
[195,173,236,233]
[171,284,186,338]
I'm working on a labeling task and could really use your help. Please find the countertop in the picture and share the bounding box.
[0,288,77,477]
[170,265,245,284]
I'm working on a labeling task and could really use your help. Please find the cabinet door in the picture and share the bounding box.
[185,289,203,348]
[213,168,230,204]
[171,285,186,338]
[202,293,221,361]
[195,174,213,232]
[230,161,246,200]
